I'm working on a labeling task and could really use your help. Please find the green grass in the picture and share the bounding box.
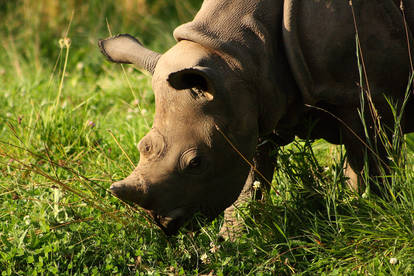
[1,1,414,275]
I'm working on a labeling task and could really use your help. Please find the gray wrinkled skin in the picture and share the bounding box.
[99,0,414,234]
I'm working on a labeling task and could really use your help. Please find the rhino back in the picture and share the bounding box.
[284,0,413,107]
[172,0,413,138]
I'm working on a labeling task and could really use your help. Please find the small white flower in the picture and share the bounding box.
[209,242,220,253]
[23,215,31,225]
[200,253,209,264]
[390,257,398,265]
[141,109,147,115]
[253,181,261,190]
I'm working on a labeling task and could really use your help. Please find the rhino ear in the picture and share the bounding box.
[98,34,161,74]
[167,67,215,100]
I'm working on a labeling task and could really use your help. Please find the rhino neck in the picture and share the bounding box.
[174,0,282,66]
[174,0,300,135]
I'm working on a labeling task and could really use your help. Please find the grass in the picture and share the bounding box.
[1,1,414,274]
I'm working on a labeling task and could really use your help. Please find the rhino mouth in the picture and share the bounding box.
[151,208,188,235]
[150,207,214,235]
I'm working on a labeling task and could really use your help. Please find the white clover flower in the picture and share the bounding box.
[200,253,209,264]
[23,215,31,225]
[390,257,398,265]
[209,242,220,253]
[253,181,261,190]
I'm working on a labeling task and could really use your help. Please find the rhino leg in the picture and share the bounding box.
[219,137,277,241]
[343,128,392,196]
[343,158,361,192]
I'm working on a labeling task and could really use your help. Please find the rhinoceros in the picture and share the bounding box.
[99,0,414,235]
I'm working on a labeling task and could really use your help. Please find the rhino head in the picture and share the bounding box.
[99,34,259,234]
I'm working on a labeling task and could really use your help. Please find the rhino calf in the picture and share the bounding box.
[99,0,414,235]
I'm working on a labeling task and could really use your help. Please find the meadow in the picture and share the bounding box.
[1,1,414,274]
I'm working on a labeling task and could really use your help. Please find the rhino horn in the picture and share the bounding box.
[110,175,147,206]
[98,34,161,74]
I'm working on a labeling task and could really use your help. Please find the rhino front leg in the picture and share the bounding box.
[343,125,392,196]
[219,136,277,241]
[343,157,362,192]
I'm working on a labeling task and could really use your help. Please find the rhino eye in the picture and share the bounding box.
[180,149,207,174]
[188,156,202,169]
